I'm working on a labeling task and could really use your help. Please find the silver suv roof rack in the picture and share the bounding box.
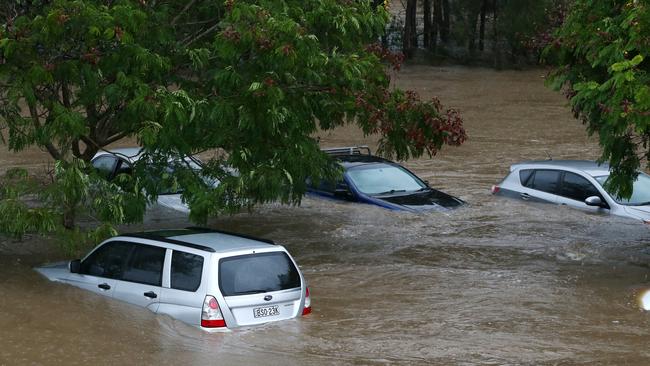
[321,145,372,156]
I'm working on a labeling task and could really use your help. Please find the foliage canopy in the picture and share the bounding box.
[545,0,650,198]
[0,0,466,248]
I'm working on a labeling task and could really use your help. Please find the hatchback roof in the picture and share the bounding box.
[511,160,610,177]
[94,147,143,162]
[121,228,275,254]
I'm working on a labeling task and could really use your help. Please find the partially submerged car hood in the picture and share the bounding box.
[377,189,464,211]
[34,261,69,281]
[623,205,650,220]
[156,194,190,213]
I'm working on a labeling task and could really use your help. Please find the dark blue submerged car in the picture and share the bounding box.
[307,146,464,212]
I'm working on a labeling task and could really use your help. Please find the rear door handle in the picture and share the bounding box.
[144,291,158,299]
[520,193,531,201]
[98,283,111,290]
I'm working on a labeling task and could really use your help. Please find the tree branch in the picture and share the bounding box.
[27,97,61,160]
[171,0,199,26]
[176,19,218,26]
[72,138,81,158]
[61,81,71,109]
[103,131,130,146]
[79,135,101,150]
[182,22,220,48]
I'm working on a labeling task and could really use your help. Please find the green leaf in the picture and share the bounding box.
[248,82,262,92]
[89,26,101,36]
[103,28,115,40]
[611,55,644,72]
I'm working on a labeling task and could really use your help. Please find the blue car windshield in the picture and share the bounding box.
[595,172,650,205]
[347,163,426,195]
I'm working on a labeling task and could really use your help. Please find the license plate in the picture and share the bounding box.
[253,305,279,318]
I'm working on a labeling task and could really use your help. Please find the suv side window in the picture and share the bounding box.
[530,170,561,194]
[170,251,204,292]
[92,156,118,180]
[80,241,134,279]
[560,172,601,202]
[122,244,166,286]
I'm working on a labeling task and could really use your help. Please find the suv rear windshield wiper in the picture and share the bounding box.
[232,289,269,295]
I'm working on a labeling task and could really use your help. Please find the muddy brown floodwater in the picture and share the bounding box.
[2,66,650,365]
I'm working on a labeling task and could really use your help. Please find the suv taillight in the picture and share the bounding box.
[302,287,312,316]
[491,185,500,194]
[201,295,226,328]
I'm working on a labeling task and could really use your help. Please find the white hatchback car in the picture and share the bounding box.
[91,147,207,213]
[492,160,650,223]
[36,228,311,330]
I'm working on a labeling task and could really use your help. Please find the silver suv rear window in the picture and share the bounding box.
[218,252,301,296]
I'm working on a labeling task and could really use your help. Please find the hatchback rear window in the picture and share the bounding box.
[519,169,534,187]
[219,252,301,296]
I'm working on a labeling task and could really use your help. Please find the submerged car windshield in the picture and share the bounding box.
[595,173,650,205]
[347,163,426,195]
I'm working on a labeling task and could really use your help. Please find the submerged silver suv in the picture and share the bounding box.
[36,228,311,330]
[492,160,650,223]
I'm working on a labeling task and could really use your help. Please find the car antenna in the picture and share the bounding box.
[545,151,553,161]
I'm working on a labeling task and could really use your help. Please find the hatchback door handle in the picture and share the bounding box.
[98,283,111,290]
[144,291,157,299]
[520,193,530,201]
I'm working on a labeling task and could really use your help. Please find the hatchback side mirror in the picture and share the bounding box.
[69,259,81,273]
[585,196,604,207]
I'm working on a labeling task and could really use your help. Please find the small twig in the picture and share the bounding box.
[176,19,217,26]
[182,22,220,48]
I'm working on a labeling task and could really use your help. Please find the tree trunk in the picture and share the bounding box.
[434,0,443,49]
[492,0,502,69]
[468,12,479,52]
[371,0,388,47]
[479,0,487,51]
[403,0,418,58]
[441,0,450,43]
[423,0,432,49]
[63,205,76,230]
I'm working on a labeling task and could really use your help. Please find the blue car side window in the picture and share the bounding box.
[307,177,337,194]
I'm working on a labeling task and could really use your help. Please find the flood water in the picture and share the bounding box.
[2,66,650,365]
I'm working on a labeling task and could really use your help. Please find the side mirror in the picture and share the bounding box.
[585,196,604,207]
[424,180,430,187]
[69,259,81,273]
[334,183,354,200]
